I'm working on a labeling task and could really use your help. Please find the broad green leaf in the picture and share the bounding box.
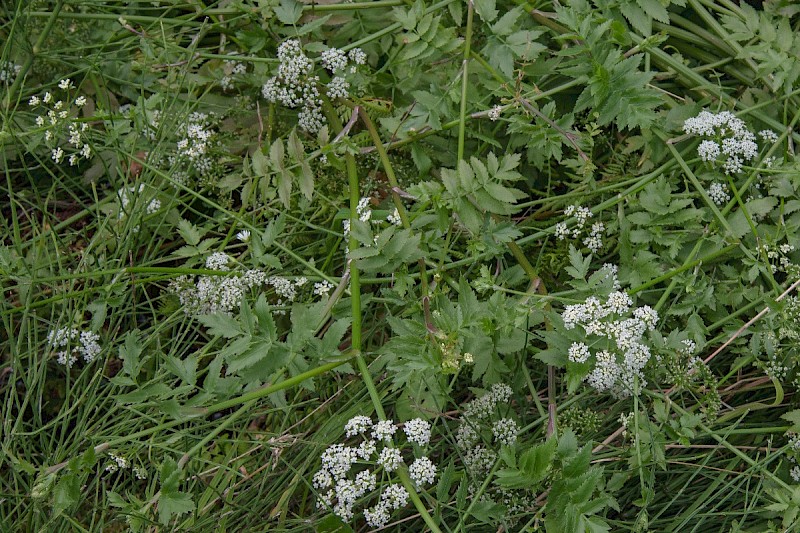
[274,0,303,24]
[164,355,198,386]
[197,312,242,338]
[473,0,498,22]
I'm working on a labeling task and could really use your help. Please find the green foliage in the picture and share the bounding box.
[246,130,314,209]
[556,3,663,129]
[4,0,800,530]
[417,153,526,233]
[157,458,195,525]
[721,3,800,94]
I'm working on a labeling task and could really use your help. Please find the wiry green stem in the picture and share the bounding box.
[457,0,474,161]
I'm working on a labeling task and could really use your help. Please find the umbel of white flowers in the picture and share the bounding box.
[262,40,366,133]
[312,416,435,527]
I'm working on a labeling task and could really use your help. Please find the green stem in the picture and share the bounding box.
[630,244,738,295]
[457,0,474,161]
[356,106,430,295]
[3,0,66,111]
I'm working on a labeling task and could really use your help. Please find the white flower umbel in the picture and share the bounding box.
[408,457,437,486]
[403,418,432,446]
[555,204,606,253]
[313,279,335,297]
[262,40,366,133]
[371,420,397,442]
[387,208,402,226]
[377,447,403,472]
[491,418,519,446]
[0,61,21,83]
[560,270,663,397]
[707,182,730,205]
[683,110,760,174]
[312,417,437,526]
[344,415,373,437]
[47,326,103,367]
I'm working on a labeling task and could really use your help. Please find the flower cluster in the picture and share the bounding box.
[262,40,366,133]
[488,105,502,121]
[220,58,247,91]
[683,110,761,174]
[387,208,402,226]
[29,80,92,166]
[312,416,435,527]
[766,242,798,276]
[786,433,800,483]
[46,326,102,368]
[554,204,605,253]
[313,279,335,297]
[169,251,329,315]
[175,111,218,176]
[707,181,730,205]
[169,253,267,315]
[561,268,660,397]
[104,453,147,479]
[454,384,533,526]
[0,61,21,83]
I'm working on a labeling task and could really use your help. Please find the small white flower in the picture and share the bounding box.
[403,418,431,446]
[568,342,591,364]
[707,181,730,205]
[29,95,40,106]
[380,484,409,510]
[58,79,74,90]
[236,229,251,242]
[387,208,402,226]
[491,418,519,446]
[348,48,367,66]
[205,252,231,271]
[133,465,148,480]
[371,420,396,441]
[326,76,350,99]
[356,439,376,460]
[320,48,348,73]
[488,105,502,121]
[344,415,372,437]
[408,456,437,486]
[554,221,569,240]
[313,280,334,297]
[377,447,403,471]
[759,129,779,143]
[75,96,87,107]
[313,469,333,489]
[364,503,391,527]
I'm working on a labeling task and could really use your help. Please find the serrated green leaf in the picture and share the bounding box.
[274,0,303,24]
[164,355,198,386]
[119,330,144,379]
[473,0,498,22]
[158,490,194,525]
[197,312,242,338]
[53,472,80,513]
[177,219,201,246]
